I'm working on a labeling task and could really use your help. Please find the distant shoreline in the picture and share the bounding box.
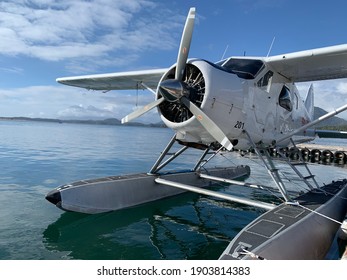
[0,116,166,128]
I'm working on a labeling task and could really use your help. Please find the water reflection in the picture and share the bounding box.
[42,147,347,260]
[43,191,261,260]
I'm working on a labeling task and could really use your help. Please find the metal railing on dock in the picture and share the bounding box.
[267,144,347,165]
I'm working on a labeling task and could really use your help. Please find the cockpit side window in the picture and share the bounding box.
[279,86,292,111]
[257,70,273,91]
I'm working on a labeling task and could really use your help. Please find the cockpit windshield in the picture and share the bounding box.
[217,58,264,79]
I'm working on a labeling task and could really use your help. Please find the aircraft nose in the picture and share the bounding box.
[45,189,61,206]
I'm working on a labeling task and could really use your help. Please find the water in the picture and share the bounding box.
[0,120,346,260]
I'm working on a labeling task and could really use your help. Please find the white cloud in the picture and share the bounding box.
[298,78,347,119]
[57,104,115,119]
[0,0,181,67]
[0,84,161,122]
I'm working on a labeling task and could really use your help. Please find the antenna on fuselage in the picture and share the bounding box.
[221,45,229,60]
[266,37,276,57]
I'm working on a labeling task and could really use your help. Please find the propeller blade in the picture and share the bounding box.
[121,97,164,124]
[175,7,196,81]
[181,97,233,151]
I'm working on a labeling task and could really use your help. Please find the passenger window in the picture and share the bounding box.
[279,86,292,111]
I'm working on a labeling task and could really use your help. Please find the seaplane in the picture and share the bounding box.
[46,7,347,259]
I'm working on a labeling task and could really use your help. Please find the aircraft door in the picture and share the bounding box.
[253,71,275,127]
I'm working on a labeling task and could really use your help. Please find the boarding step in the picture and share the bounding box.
[290,162,307,166]
[270,168,279,172]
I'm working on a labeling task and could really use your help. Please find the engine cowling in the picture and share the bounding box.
[157,59,245,148]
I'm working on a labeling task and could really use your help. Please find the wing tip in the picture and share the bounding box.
[121,117,128,124]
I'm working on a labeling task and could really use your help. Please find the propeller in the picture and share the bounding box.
[121,8,196,123]
[158,79,234,150]
[121,97,164,124]
[122,7,233,151]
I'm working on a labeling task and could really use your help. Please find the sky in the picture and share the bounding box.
[0,0,347,123]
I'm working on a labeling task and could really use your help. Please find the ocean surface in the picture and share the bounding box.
[0,120,347,260]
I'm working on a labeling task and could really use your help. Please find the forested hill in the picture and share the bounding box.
[1,106,347,130]
[314,107,347,130]
[0,117,166,128]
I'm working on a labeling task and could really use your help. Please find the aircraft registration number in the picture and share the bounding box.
[234,121,245,129]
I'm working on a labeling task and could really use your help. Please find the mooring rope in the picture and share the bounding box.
[240,248,266,260]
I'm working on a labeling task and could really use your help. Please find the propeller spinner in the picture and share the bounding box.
[121,7,233,151]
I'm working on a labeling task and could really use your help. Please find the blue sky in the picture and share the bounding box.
[0,0,347,122]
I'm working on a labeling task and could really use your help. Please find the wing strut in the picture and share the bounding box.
[277,103,347,144]
[155,178,275,211]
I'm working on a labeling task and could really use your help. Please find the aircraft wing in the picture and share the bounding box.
[56,68,168,91]
[265,44,347,82]
[308,129,347,139]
